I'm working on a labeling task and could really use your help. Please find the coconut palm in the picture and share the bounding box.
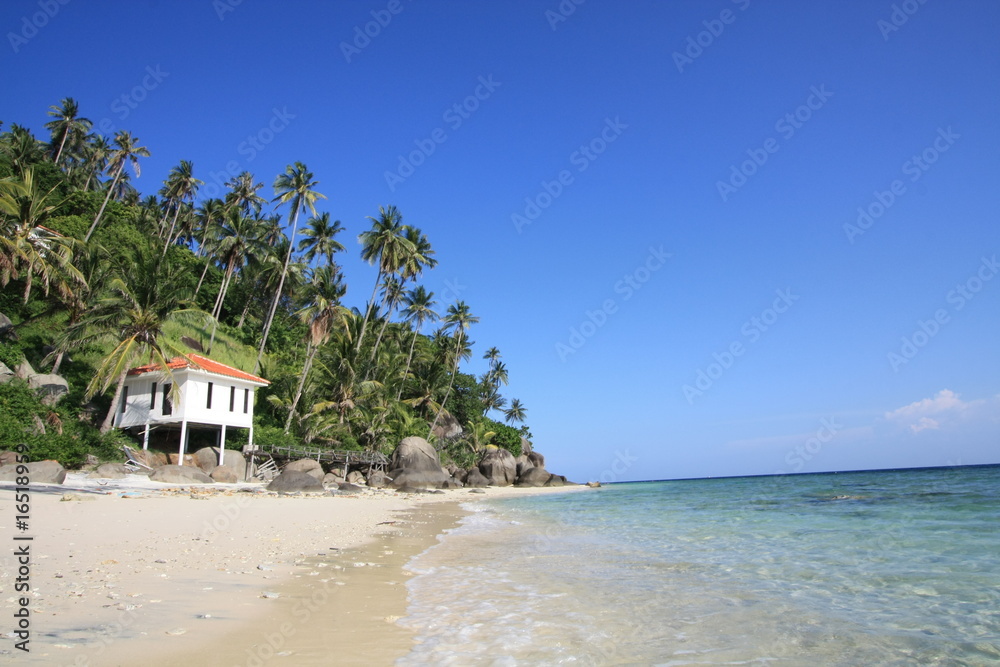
[430,301,479,433]
[80,134,111,192]
[504,398,527,425]
[1,125,45,176]
[207,209,268,351]
[160,160,203,255]
[368,275,405,365]
[399,226,437,283]
[45,98,92,167]
[0,168,83,303]
[285,265,348,432]
[483,347,501,365]
[224,171,266,217]
[395,285,437,401]
[65,251,199,433]
[355,205,414,354]
[86,131,149,242]
[255,162,326,372]
[298,212,345,267]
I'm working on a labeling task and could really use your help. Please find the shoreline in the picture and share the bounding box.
[0,475,587,665]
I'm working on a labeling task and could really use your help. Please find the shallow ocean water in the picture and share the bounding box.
[397,465,1000,666]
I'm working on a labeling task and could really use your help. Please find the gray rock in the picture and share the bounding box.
[430,412,462,440]
[389,436,443,473]
[346,470,367,485]
[268,470,323,493]
[468,488,486,494]
[389,468,450,489]
[545,475,567,487]
[27,372,69,405]
[453,468,469,484]
[150,465,214,484]
[516,466,552,487]
[586,481,602,488]
[478,446,517,486]
[335,483,364,494]
[210,466,238,484]
[284,459,325,481]
[0,460,67,484]
[0,451,20,466]
[442,477,464,489]
[322,472,344,487]
[193,447,249,480]
[366,470,390,488]
[89,463,130,479]
[15,360,34,380]
[0,362,14,385]
[527,451,545,469]
[0,312,13,338]
[464,467,490,488]
[515,458,534,478]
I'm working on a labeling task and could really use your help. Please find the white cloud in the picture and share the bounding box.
[884,389,980,433]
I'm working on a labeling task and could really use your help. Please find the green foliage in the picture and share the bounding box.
[449,372,485,426]
[0,340,24,368]
[488,418,523,457]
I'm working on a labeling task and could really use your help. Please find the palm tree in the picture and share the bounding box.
[355,205,414,354]
[483,347,501,365]
[64,252,199,433]
[224,171,266,217]
[399,226,437,283]
[504,398,527,425]
[208,209,268,351]
[0,168,83,303]
[285,265,348,432]
[298,212,345,266]
[160,160,203,255]
[1,125,45,176]
[430,301,479,433]
[368,275,405,364]
[86,131,150,242]
[80,134,111,192]
[396,285,438,400]
[255,162,326,373]
[45,98,92,167]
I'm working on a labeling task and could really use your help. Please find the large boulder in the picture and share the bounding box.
[389,436,442,473]
[527,451,545,469]
[0,451,20,467]
[515,455,534,478]
[268,470,323,493]
[27,372,69,405]
[367,470,390,488]
[430,412,462,440]
[464,467,490,488]
[168,453,198,467]
[210,466,238,484]
[389,468,450,489]
[193,447,249,480]
[150,465,213,484]
[0,362,14,385]
[89,463,130,479]
[323,472,344,487]
[346,470,367,485]
[0,312,14,339]
[545,475,568,487]
[516,466,552,487]
[284,458,325,481]
[0,460,67,485]
[478,446,517,486]
[132,448,169,469]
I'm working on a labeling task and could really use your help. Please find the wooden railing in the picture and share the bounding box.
[249,444,389,471]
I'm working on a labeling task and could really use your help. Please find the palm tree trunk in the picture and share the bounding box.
[353,271,382,354]
[194,257,212,297]
[162,205,182,256]
[85,162,125,242]
[236,298,253,329]
[285,343,318,433]
[396,329,419,401]
[430,333,462,435]
[99,367,129,434]
[255,210,300,374]
[53,130,68,167]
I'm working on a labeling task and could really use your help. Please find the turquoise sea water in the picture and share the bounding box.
[398,465,1000,666]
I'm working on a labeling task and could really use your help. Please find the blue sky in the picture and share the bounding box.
[3,0,998,481]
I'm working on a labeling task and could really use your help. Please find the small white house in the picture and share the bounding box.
[114,354,269,465]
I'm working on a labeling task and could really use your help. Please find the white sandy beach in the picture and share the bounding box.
[0,473,587,666]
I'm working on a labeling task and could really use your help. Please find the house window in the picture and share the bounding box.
[229,386,236,412]
[162,383,173,416]
[120,386,128,413]
[207,382,214,409]
[243,388,250,414]
[150,382,157,410]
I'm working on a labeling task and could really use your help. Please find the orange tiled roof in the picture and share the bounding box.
[127,354,269,385]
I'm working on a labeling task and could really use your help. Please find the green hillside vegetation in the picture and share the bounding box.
[0,101,531,469]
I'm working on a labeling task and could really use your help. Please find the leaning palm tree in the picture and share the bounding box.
[255,162,325,373]
[355,205,414,354]
[285,265,348,432]
[504,398,527,425]
[86,131,150,242]
[208,209,268,351]
[368,275,405,365]
[45,98,92,167]
[160,160,203,256]
[65,252,200,433]
[430,301,479,434]
[0,167,83,303]
[80,134,111,192]
[298,212,345,267]
[396,285,438,400]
